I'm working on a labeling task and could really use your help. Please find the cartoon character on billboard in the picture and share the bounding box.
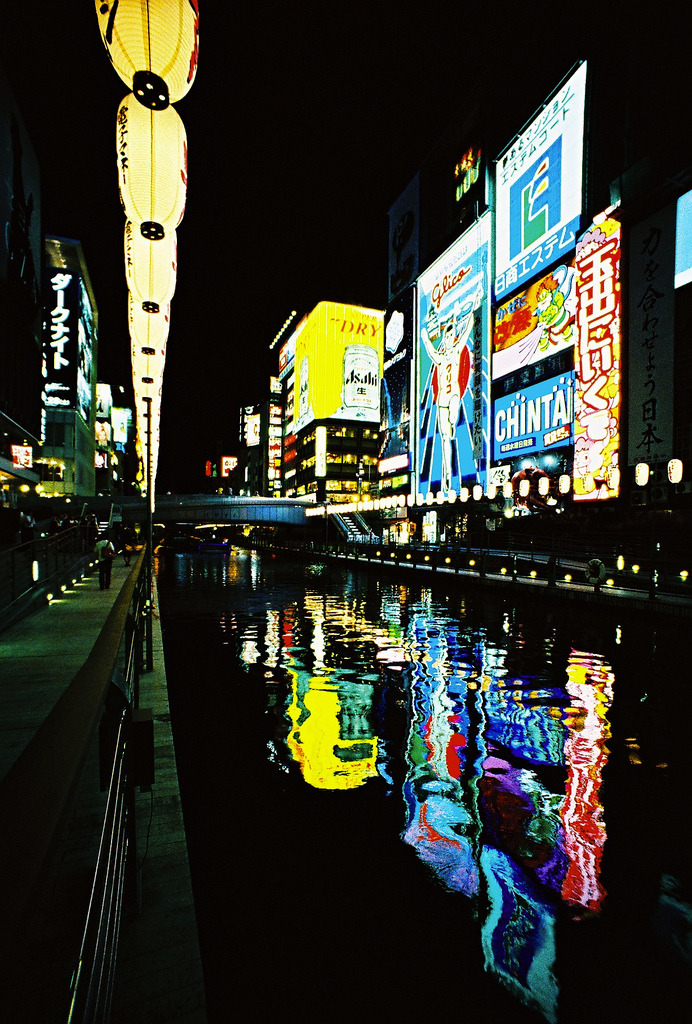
[535,264,576,352]
[421,284,482,491]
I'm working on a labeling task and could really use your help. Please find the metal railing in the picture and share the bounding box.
[0,525,91,631]
[250,534,692,612]
[66,548,148,1024]
[0,547,149,1022]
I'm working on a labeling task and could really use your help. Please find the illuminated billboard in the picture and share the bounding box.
[77,279,95,425]
[111,407,131,445]
[492,262,576,380]
[416,213,491,497]
[380,287,414,475]
[675,188,692,289]
[43,267,80,413]
[573,215,621,501]
[293,301,384,432]
[495,62,587,301]
[493,372,574,462]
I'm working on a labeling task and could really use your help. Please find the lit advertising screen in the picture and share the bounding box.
[675,188,692,289]
[293,301,384,433]
[96,383,112,420]
[380,287,413,475]
[492,262,576,381]
[77,279,95,425]
[573,215,621,501]
[111,407,130,445]
[43,267,80,412]
[493,371,574,462]
[495,62,587,301]
[416,213,491,497]
[245,412,260,447]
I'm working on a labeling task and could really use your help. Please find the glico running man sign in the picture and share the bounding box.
[415,213,491,498]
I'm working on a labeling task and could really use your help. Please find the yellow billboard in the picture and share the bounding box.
[293,301,384,431]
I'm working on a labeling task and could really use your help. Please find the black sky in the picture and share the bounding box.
[0,1,679,491]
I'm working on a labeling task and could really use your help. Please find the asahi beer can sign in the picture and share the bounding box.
[341,345,379,416]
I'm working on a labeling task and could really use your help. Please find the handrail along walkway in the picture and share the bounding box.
[0,547,150,1022]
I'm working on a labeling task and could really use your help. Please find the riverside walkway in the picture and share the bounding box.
[0,555,206,1023]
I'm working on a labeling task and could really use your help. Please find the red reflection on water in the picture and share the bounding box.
[561,649,614,912]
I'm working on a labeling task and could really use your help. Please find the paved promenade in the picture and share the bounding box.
[0,556,207,1022]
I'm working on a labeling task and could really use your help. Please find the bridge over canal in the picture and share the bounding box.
[110,494,315,527]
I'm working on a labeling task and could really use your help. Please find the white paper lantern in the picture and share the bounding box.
[128,294,170,352]
[95,0,199,108]
[117,93,187,238]
[125,220,177,310]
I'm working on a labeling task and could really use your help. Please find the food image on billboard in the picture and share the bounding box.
[573,215,621,502]
[292,301,384,433]
[495,62,587,301]
[492,262,576,380]
[416,213,491,497]
[380,288,413,473]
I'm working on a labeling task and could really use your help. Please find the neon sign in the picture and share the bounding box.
[573,216,621,501]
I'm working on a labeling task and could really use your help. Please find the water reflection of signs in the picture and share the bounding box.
[285,677,379,791]
[480,846,559,1023]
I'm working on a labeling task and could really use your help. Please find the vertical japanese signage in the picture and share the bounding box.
[43,268,80,412]
[416,213,490,497]
[495,63,587,301]
[573,216,621,501]
[268,402,282,487]
[628,206,675,465]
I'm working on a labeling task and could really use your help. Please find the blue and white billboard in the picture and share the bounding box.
[416,213,491,497]
[493,372,574,462]
[495,63,587,301]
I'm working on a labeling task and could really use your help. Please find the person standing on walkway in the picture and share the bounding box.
[94,532,115,590]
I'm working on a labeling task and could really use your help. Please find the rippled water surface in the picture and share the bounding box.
[156,548,692,1023]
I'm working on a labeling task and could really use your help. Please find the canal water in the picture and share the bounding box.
[156,547,692,1023]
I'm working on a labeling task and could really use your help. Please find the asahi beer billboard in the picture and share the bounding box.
[415,213,491,497]
[293,301,384,433]
[495,63,587,302]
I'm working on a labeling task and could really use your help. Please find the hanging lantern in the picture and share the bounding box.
[117,93,187,238]
[128,294,171,351]
[125,221,177,309]
[95,0,199,108]
[131,342,166,390]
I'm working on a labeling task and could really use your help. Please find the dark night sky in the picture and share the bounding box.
[0,1,680,490]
